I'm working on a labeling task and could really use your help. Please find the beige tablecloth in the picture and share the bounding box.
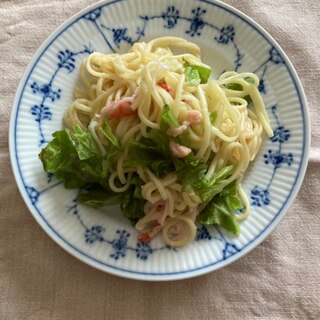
[1,0,319,319]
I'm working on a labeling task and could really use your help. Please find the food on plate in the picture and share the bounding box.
[39,37,273,248]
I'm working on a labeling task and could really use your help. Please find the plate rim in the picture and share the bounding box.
[9,0,310,281]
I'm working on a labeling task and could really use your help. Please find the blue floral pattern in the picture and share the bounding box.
[215,25,235,44]
[85,5,245,70]
[85,226,105,244]
[162,6,180,29]
[83,8,101,22]
[135,242,153,261]
[223,243,240,259]
[110,230,130,259]
[31,82,61,102]
[269,47,285,64]
[186,7,207,37]
[31,104,52,125]
[264,150,293,168]
[26,181,62,206]
[26,186,40,205]
[196,225,212,240]
[253,47,285,95]
[58,194,236,261]
[100,26,133,47]
[30,46,92,146]
[251,187,270,207]
[251,105,293,206]
[272,126,291,143]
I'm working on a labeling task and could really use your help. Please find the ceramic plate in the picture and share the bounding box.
[9,0,310,280]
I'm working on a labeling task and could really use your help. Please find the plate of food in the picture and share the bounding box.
[9,0,310,280]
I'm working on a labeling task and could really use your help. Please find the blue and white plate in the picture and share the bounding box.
[9,0,310,280]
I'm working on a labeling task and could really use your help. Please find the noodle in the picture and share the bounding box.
[59,37,273,247]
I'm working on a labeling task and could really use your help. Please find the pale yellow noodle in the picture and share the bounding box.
[63,37,273,248]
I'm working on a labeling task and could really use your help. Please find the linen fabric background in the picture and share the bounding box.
[1,0,319,319]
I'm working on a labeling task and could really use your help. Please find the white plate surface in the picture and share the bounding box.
[9,0,310,280]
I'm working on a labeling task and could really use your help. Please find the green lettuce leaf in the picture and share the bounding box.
[198,181,242,234]
[198,197,240,235]
[159,104,191,147]
[224,76,256,91]
[39,125,113,188]
[176,160,207,192]
[244,76,255,84]
[120,176,145,224]
[175,157,235,202]
[99,118,119,148]
[77,174,145,225]
[210,111,218,125]
[71,125,102,160]
[160,104,179,131]
[184,61,211,85]
[124,131,173,177]
[197,165,235,202]
[77,185,124,208]
[224,83,243,91]
[148,129,170,155]
[124,106,183,176]
[221,181,243,211]
[179,164,235,202]
[185,66,201,86]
